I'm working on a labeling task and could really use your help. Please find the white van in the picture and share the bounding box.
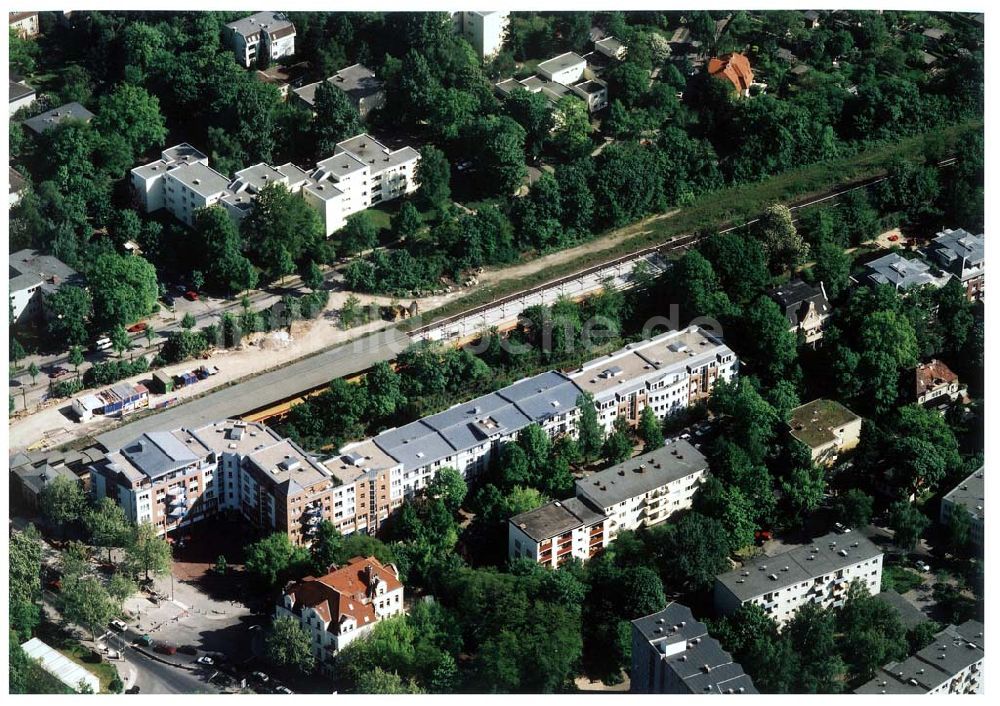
[94,336,113,352]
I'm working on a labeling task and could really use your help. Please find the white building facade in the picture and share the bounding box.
[453,11,510,59]
[225,12,296,69]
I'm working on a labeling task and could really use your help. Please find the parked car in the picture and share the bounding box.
[888,234,900,242]
[274,686,294,694]
[126,322,148,333]
[833,523,852,534]
[184,291,199,301]
[45,578,61,592]
[175,284,188,293]
[754,529,773,544]
[137,634,154,647]
[126,685,141,694]
[93,336,113,353]
[47,366,70,379]
[178,645,198,656]
[163,294,175,307]
[251,671,270,683]
[154,643,177,655]
[915,560,931,572]
[109,619,128,632]
[196,656,215,666]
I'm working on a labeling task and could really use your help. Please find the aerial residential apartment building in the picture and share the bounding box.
[856,620,984,694]
[9,11,39,39]
[452,11,509,59]
[567,326,738,434]
[855,252,951,292]
[277,556,404,672]
[508,440,709,565]
[787,399,862,466]
[714,532,884,626]
[9,78,36,116]
[495,49,608,113]
[940,467,984,549]
[9,249,82,325]
[22,101,94,135]
[225,12,296,69]
[508,498,608,567]
[294,64,386,119]
[631,604,757,694]
[131,134,419,236]
[928,228,984,301]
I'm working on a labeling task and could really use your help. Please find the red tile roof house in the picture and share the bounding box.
[708,52,754,96]
[277,556,404,672]
[914,359,968,408]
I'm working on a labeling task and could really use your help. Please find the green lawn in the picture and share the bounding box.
[403,120,981,331]
[882,565,924,594]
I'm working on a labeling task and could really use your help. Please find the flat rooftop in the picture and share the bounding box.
[164,161,232,198]
[10,249,81,294]
[190,419,284,458]
[336,134,419,173]
[538,52,586,75]
[233,162,286,192]
[117,429,211,481]
[509,497,605,543]
[326,439,401,483]
[245,438,338,491]
[576,439,707,509]
[23,102,95,134]
[331,63,383,101]
[716,532,883,602]
[226,11,294,39]
[942,467,984,521]
[787,398,861,450]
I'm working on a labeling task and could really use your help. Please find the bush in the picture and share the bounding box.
[159,330,209,364]
[83,358,149,387]
[50,378,85,399]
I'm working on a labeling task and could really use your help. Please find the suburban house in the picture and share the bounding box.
[452,11,509,59]
[22,102,95,135]
[9,78,36,116]
[802,10,822,28]
[855,620,983,694]
[768,279,831,347]
[509,440,710,566]
[10,454,82,514]
[927,228,984,301]
[9,166,28,206]
[708,52,754,96]
[294,64,386,119]
[255,61,311,100]
[225,11,296,69]
[713,532,884,626]
[855,252,951,292]
[277,556,404,672]
[9,11,39,38]
[939,467,984,549]
[594,36,627,60]
[631,604,757,694]
[131,134,420,236]
[787,399,862,466]
[508,498,608,567]
[914,359,966,408]
[9,249,82,325]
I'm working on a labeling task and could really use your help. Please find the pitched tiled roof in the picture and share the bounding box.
[915,359,958,397]
[708,52,754,93]
[284,556,400,633]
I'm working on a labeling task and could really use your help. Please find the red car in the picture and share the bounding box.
[184,291,199,301]
[126,322,148,333]
[154,643,177,655]
[47,366,70,379]
[887,234,900,242]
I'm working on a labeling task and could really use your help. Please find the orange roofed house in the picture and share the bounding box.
[276,556,404,671]
[914,359,967,409]
[708,52,754,96]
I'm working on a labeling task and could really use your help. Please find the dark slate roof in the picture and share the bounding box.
[875,590,930,630]
[23,102,95,135]
[769,278,830,328]
[9,79,35,103]
[509,497,605,542]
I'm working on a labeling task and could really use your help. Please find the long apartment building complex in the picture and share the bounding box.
[277,556,404,672]
[508,440,708,566]
[713,532,883,626]
[131,134,419,236]
[631,603,757,694]
[856,620,983,694]
[90,419,399,543]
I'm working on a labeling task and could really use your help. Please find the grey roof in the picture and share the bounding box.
[9,79,35,103]
[225,11,294,39]
[929,228,984,276]
[313,150,367,179]
[336,134,419,175]
[942,467,984,522]
[165,161,232,198]
[922,27,948,40]
[769,278,830,328]
[518,76,546,92]
[275,162,312,187]
[330,64,383,103]
[875,590,929,630]
[9,166,27,195]
[120,431,201,480]
[716,532,883,602]
[23,102,95,135]
[494,78,521,96]
[509,497,605,543]
[12,459,79,495]
[9,249,82,294]
[232,162,286,193]
[803,10,821,21]
[573,79,607,95]
[862,252,950,290]
[495,370,582,423]
[161,143,207,164]
[576,440,707,510]
[538,52,586,76]
[856,620,983,694]
[633,603,757,694]
[595,37,624,54]
[303,179,344,202]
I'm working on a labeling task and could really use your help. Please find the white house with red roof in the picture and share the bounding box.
[276,556,404,670]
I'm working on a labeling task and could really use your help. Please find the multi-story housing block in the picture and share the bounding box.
[324,440,405,536]
[568,327,738,434]
[576,440,708,541]
[9,11,39,38]
[631,603,757,694]
[294,64,386,119]
[9,249,82,325]
[277,556,404,672]
[940,467,984,549]
[453,11,509,59]
[856,620,983,694]
[9,78,36,116]
[225,12,296,69]
[496,50,608,114]
[928,228,984,301]
[714,532,883,626]
[508,498,608,567]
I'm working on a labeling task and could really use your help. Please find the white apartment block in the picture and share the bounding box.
[276,556,404,672]
[568,326,739,435]
[453,11,509,59]
[940,467,984,549]
[856,620,983,694]
[714,532,884,626]
[225,12,296,69]
[575,440,708,542]
[130,134,419,237]
[9,12,39,39]
[537,52,588,85]
[508,498,608,567]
